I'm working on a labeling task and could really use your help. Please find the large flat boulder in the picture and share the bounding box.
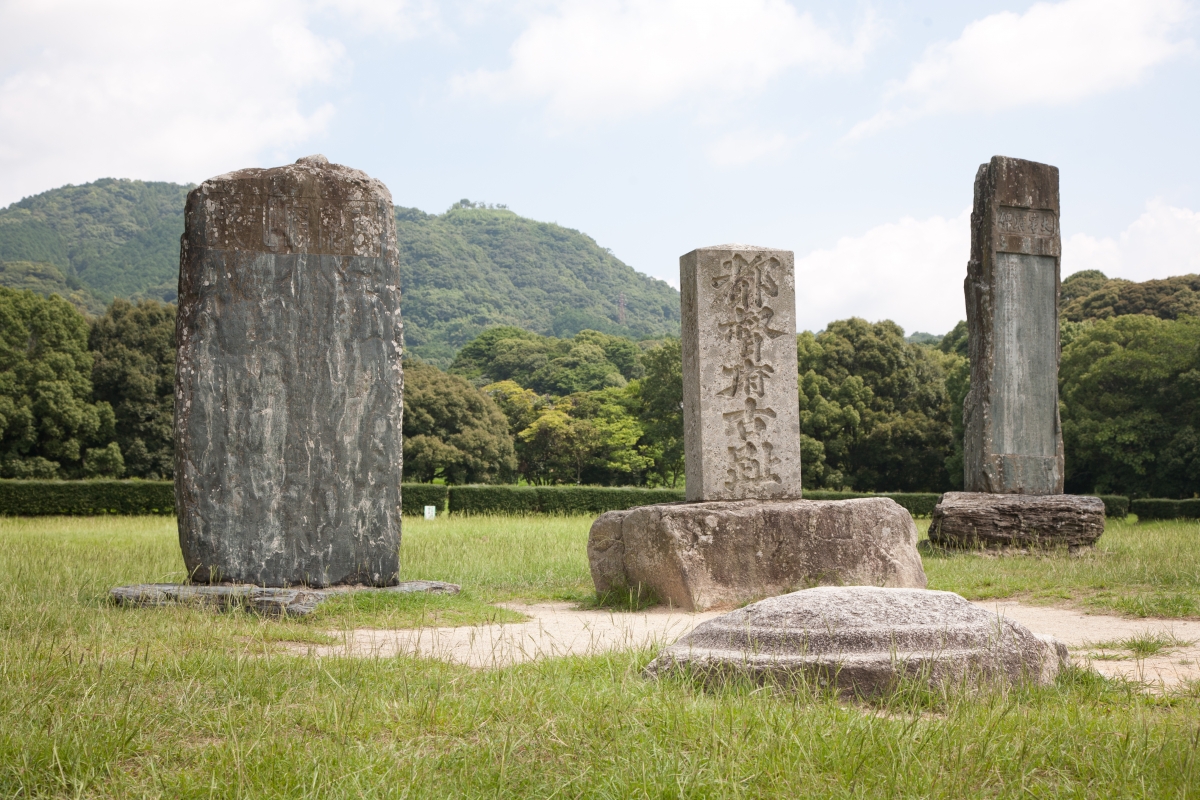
[647,586,1067,697]
[929,492,1104,549]
[588,498,926,612]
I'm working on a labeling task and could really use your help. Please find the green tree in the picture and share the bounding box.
[403,362,517,484]
[89,298,176,478]
[796,318,955,491]
[1061,314,1200,497]
[0,287,116,477]
[636,338,684,487]
[516,388,650,485]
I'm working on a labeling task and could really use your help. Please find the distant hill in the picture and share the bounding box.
[0,182,680,366]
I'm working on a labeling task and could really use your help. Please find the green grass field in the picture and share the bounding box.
[2,514,1199,798]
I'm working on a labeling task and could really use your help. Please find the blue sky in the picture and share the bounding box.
[1,0,1197,335]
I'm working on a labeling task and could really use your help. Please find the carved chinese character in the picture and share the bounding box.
[724,440,782,490]
[711,253,780,311]
[722,397,776,441]
[717,305,786,361]
[718,358,775,398]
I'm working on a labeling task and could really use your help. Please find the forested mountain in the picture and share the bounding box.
[0,182,681,366]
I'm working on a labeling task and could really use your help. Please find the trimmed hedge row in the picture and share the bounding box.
[805,491,940,518]
[400,484,448,516]
[446,485,686,516]
[441,486,945,517]
[1093,495,1130,518]
[0,479,1149,521]
[0,479,176,515]
[1131,498,1200,521]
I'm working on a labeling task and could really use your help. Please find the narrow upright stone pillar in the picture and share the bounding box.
[680,245,803,501]
[963,156,1064,495]
[933,156,1104,549]
[586,243,926,610]
[175,155,404,587]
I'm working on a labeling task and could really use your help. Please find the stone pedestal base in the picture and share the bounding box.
[588,498,927,612]
[110,580,460,617]
[646,586,1068,697]
[929,492,1104,549]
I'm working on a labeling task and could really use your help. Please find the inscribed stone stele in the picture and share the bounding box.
[175,155,404,587]
[680,245,802,501]
[963,156,1064,494]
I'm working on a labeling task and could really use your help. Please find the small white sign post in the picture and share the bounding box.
[423,505,437,520]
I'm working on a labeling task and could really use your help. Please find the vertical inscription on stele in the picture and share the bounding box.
[681,245,802,502]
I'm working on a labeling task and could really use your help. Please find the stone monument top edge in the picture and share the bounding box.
[685,243,790,255]
[200,157,392,204]
[978,155,1059,212]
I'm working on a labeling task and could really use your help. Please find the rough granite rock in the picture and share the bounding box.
[964,156,1064,495]
[929,492,1105,549]
[109,581,459,617]
[175,155,404,587]
[680,245,802,501]
[646,586,1068,697]
[588,498,927,611]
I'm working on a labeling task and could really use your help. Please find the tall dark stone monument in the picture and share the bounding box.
[175,155,403,587]
[963,156,1064,494]
[931,156,1104,548]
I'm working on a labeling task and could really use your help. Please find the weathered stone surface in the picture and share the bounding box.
[176,155,404,588]
[681,245,802,501]
[109,580,460,617]
[929,492,1104,549]
[588,498,927,611]
[646,586,1067,697]
[964,156,1064,494]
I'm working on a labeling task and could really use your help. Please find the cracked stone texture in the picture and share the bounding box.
[964,156,1064,494]
[588,498,927,612]
[929,492,1105,549]
[175,155,404,587]
[680,245,802,502]
[110,581,460,617]
[646,586,1068,697]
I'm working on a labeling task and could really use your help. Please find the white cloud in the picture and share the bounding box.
[705,128,794,167]
[852,0,1192,138]
[457,0,877,123]
[1064,200,1200,281]
[0,0,434,206]
[794,210,971,336]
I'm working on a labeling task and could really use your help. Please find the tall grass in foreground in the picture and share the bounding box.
[1,516,1199,797]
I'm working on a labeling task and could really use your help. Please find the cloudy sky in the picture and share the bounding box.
[1,0,1197,335]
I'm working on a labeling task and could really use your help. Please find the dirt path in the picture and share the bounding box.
[973,600,1200,688]
[289,599,1200,687]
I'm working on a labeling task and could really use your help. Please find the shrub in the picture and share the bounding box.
[401,484,449,516]
[1093,495,1130,518]
[804,490,941,518]
[535,486,684,515]
[0,479,174,515]
[1132,499,1180,521]
[449,485,540,515]
[1178,498,1200,520]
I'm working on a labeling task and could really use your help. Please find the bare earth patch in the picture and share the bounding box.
[290,598,1200,687]
[972,600,1200,688]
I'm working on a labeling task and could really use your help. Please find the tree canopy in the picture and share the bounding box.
[1061,314,1200,497]
[0,288,118,477]
[402,362,517,484]
[89,298,176,478]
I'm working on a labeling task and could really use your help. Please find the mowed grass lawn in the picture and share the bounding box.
[3,514,1200,798]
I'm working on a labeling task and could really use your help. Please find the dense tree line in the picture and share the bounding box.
[0,268,1195,496]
